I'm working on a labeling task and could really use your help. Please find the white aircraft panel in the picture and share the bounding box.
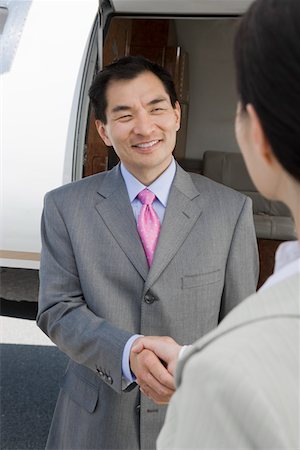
[1,0,98,268]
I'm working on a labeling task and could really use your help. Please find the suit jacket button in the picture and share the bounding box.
[107,376,113,385]
[144,293,155,304]
[135,405,141,415]
[96,368,104,377]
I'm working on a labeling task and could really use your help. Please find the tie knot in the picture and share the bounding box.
[137,189,156,205]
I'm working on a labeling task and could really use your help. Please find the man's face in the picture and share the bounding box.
[96,71,181,185]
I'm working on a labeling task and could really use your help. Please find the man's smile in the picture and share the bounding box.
[132,139,161,149]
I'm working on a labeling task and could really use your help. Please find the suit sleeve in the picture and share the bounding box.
[219,196,259,321]
[37,192,133,394]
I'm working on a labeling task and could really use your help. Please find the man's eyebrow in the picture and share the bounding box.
[111,105,131,114]
[148,97,168,106]
[111,97,168,114]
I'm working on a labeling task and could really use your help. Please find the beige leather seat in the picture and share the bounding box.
[202,150,296,287]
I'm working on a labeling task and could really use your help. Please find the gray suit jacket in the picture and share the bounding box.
[157,274,300,450]
[37,163,258,450]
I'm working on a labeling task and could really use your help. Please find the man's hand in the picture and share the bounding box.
[131,336,182,379]
[130,337,177,404]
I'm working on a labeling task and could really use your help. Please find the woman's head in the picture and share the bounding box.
[234,0,300,189]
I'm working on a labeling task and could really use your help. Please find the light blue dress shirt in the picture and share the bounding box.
[120,158,176,385]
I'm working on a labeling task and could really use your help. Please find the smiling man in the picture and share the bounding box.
[95,70,180,186]
[37,56,259,450]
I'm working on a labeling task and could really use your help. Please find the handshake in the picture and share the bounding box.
[130,336,183,405]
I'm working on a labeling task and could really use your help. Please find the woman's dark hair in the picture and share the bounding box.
[234,0,300,181]
[89,55,178,124]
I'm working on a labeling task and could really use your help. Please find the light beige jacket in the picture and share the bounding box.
[158,273,300,450]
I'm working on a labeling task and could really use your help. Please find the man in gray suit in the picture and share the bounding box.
[37,56,258,450]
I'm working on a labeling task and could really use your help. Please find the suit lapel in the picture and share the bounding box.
[95,165,148,280]
[94,164,203,287]
[144,165,202,293]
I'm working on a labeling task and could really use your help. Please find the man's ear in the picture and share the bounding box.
[246,104,274,167]
[175,101,181,131]
[95,120,112,146]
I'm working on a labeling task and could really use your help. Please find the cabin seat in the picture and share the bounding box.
[202,150,296,287]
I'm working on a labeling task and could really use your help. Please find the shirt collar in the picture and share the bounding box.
[259,240,300,292]
[120,158,176,206]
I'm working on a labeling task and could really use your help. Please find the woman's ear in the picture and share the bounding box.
[246,104,274,167]
[95,120,112,146]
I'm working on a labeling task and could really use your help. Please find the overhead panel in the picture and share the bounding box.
[110,0,253,15]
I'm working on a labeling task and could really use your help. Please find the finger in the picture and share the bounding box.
[134,338,176,365]
[137,369,175,400]
[133,338,161,355]
[134,349,175,390]
[149,357,176,390]
[141,387,174,405]
[139,382,173,404]
[139,386,152,400]
[131,342,145,353]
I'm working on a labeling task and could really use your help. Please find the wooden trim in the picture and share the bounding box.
[0,250,40,261]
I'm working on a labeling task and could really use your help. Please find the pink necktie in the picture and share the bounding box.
[137,189,161,266]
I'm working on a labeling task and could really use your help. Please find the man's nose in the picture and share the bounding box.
[133,111,155,135]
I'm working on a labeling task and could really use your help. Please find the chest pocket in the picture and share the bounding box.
[182,269,221,289]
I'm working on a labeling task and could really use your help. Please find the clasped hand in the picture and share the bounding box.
[129,336,182,404]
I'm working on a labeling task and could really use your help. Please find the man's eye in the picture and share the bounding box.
[118,115,132,121]
[152,107,164,112]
